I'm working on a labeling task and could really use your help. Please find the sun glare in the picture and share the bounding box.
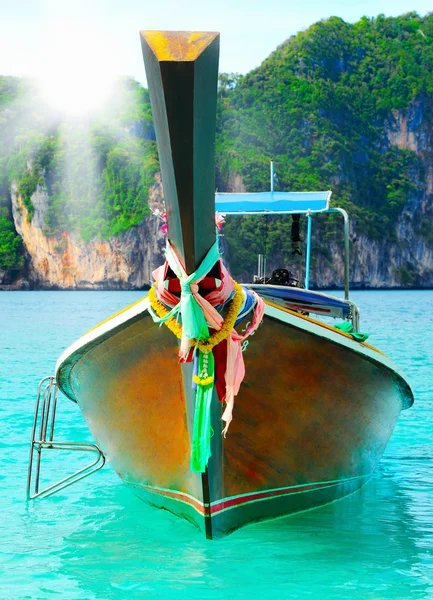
[35,26,117,117]
[38,71,115,116]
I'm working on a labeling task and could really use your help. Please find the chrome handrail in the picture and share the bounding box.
[27,376,105,500]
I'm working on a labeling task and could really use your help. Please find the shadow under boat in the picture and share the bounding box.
[51,30,413,539]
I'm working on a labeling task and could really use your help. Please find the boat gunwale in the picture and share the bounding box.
[55,294,413,410]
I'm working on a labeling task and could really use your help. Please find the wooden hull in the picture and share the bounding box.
[56,300,413,538]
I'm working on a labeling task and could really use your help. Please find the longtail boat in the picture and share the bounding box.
[49,31,413,539]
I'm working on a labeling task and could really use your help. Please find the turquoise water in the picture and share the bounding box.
[1,290,432,599]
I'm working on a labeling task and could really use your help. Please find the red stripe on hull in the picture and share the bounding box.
[129,477,364,518]
[138,484,208,515]
[209,480,342,515]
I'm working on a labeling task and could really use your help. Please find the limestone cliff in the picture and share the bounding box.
[311,100,433,288]
[9,179,165,290]
[234,97,432,290]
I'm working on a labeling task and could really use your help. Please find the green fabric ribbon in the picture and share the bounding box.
[148,240,220,342]
[334,321,369,342]
[147,240,221,473]
[190,351,215,472]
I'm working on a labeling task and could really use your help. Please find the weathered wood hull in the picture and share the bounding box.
[56,300,413,538]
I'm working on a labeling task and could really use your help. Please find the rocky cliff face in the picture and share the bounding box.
[227,99,433,289]
[8,179,165,290]
[309,99,433,289]
[3,101,433,290]
[312,224,433,289]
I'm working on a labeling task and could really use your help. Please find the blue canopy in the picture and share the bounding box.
[215,191,332,215]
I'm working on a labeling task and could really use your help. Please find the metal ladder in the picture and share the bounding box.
[26,376,105,500]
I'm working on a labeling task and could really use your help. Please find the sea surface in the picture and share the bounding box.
[1,290,432,599]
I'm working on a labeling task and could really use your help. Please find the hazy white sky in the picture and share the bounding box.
[1,0,432,83]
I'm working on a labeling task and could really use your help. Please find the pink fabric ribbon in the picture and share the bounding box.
[222,293,265,435]
[152,258,265,434]
[153,259,234,350]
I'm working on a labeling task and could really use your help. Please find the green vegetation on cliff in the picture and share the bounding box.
[37,79,158,241]
[0,77,158,270]
[0,77,27,269]
[216,12,433,277]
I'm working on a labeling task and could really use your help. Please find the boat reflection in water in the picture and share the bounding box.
[53,31,413,539]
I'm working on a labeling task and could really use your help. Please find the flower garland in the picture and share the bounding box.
[193,352,214,387]
[148,281,244,353]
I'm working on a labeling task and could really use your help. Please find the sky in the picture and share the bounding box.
[1,0,432,85]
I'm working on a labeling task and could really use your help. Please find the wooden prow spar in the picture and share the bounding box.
[140,30,220,273]
[54,30,413,539]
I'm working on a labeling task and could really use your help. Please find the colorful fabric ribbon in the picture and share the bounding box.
[148,240,264,472]
[152,240,229,358]
[334,320,369,342]
[190,351,215,472]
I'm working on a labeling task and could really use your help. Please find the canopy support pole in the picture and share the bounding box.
[305,211,312,290]
[328,208,350,300]
[270,160,274,193]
